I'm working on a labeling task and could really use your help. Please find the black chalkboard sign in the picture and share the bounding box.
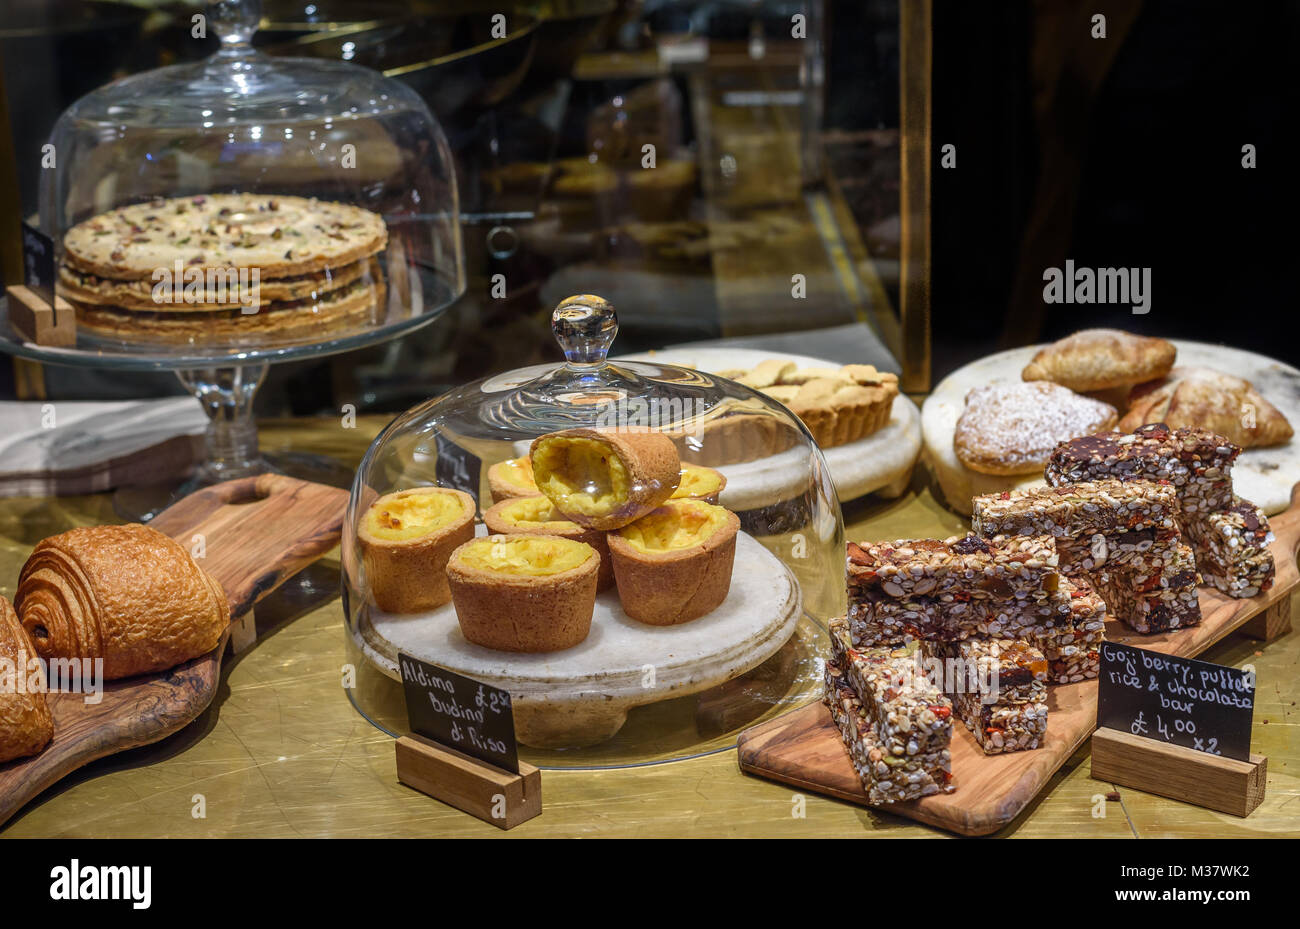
[21,222,55,308]
[1097,641,1255,762]
[434,433,482,503]
[398,652,519,774]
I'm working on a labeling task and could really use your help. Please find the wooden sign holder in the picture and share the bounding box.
[1090,727,1266,818]
[396,733,542,830]
[7,284,76,346]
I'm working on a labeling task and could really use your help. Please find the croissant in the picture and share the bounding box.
[0,595,54,763]
[1121,367,1293,448]
[15,524,229,681]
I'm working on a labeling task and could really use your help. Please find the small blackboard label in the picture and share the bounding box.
[398,652,519,774]
[1097,642,1255,762]
[434,433,482,503]
[22,222,55,308]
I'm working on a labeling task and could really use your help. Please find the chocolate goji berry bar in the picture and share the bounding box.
[921,636,1048,706]
[1183,497,1275,598]
[1053,527,1183,576]
[971,479,1179,539]
[846,534,1060,601]
[1021,576,1107,683]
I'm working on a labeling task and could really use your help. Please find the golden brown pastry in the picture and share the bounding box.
[486,456,538,503]
[730,360,899,448]
[530,428,680,530]
[15,524,229,681]
[670,464,727,504]
[1021,329,1176,392]
[446,535,599,652]
[1121,367,1293,448]
[954,381,1117,476]
[359,487,477,613]
[482,494,615,591]
[0,596,54,764]
[607,499,739,626]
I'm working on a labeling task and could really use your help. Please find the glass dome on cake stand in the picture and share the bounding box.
[342,294,845,768]
[0,0,464,518]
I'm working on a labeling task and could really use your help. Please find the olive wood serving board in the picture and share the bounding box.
[737,484,1300,836]
[0,473,349,827]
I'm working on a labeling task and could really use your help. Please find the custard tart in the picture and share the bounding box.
[530,427,680,530]
[446,535,599,652]
[608,498,740,626]
[359,487,476,613]
[670,463,727,504]
[487,455,538,503]
[483,494,615,590]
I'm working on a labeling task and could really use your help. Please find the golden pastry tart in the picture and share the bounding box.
[446,535,599,652]
[530,428,680,530]
[715,360,899,449]
[487,455,538,503]
[482,494,615,590]
[608,498,740,626]
[359,487,476,613]
[670,464,727,504]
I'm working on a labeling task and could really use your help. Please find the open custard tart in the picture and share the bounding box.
[486,455,538,503]
[359,487,476,613]
[670,463,727,504]
[530,427,680,530]
[483,494,615,590]
[608,498,740,626]
[446,535,599,652]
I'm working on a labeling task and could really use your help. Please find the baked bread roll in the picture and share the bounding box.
[0,596,53,763]
[1121,367,1294,448]
[15,524,229,681]
[1022,329,1176,392]
[530,428,680,530]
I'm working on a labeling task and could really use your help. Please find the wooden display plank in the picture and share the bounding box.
[0,473,349,826]
[737,484,1300,836]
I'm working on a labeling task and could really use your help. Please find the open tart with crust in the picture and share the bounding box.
[530,427,680,530]
[487,455,538,503]
[483,494,615,590]
[358,487,476,613]
[670,463,727,504]
[446,535,599,652]
[608,498,740,626]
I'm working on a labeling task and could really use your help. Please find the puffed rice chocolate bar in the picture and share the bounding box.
[952,692,1049,755]
[1054,526,1182,576]
[847,584,1075,647]
[846,534,1060,601]
[1092,558,1202,634]
[972,479,1180,539]
[920,637,1048,705]
[1184,498,1275,598]
[1022,577,1107,683]
[1046,423,1238,518]
[824,660,955,804]
[828,620,953,757]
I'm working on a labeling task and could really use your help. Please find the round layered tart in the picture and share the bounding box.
[670,464,727,504]
[358,487,476,613]
[608,498,740,626]
[446,535,599,652]
[530,427,680,530]
[486,455,538,503]
[483,494,615,590]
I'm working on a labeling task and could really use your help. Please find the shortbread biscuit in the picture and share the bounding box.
[63,193,387,280]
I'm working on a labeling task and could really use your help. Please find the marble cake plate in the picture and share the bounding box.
[353,529,802,748]
[617,347,922,507]
[921,340,1300,516]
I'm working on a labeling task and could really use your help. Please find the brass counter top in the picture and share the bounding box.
[2,416,1297,838]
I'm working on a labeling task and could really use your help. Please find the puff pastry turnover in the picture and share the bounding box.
[1121,366,1293,448]
[1022,329,1176,392]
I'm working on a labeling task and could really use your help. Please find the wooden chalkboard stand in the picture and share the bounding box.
[1090,727,1266,818]
[396,733,542,830]
[7,284,76,346]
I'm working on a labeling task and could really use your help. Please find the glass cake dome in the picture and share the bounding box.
[342,294,845,766]
[37,0,464,361]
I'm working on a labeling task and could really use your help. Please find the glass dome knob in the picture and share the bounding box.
[552,295,618,366]
[211,0,262,52]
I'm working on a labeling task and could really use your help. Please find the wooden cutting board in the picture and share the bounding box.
[0,472,349,827]
[737,485,1300,836]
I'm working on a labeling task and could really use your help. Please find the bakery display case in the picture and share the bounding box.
[342,293,844,758]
